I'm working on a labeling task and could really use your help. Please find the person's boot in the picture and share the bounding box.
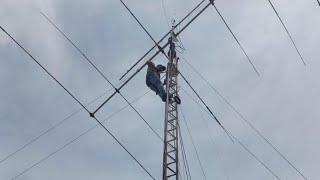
[162,96,166,102]
[174,96,181,104]
[162,93,168,102]
[162,93,174,103]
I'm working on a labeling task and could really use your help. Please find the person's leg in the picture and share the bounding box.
[146,73,160,95]
[148,84,160,95]
[153,79,166,101]
[149,73,166,101]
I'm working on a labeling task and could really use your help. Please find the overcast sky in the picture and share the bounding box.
[1,0,320,179]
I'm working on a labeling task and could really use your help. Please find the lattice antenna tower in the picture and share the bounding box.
[162,23,181,180]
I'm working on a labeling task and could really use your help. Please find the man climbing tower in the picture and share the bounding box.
[146,61,181,104]
[146,61,167,102]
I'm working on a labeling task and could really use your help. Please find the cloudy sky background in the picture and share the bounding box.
[0,0,320,179]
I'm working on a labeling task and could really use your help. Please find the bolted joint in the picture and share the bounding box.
[89,112,95,118]
[209,0,214,5]
[115,88,120,93]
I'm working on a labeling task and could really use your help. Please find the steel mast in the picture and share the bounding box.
[162,27,180,180]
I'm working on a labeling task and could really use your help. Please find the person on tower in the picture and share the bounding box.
[145,61,167,102]
[145,61,181,104]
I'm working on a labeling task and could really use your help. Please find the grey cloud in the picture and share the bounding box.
[1,0,319,180]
